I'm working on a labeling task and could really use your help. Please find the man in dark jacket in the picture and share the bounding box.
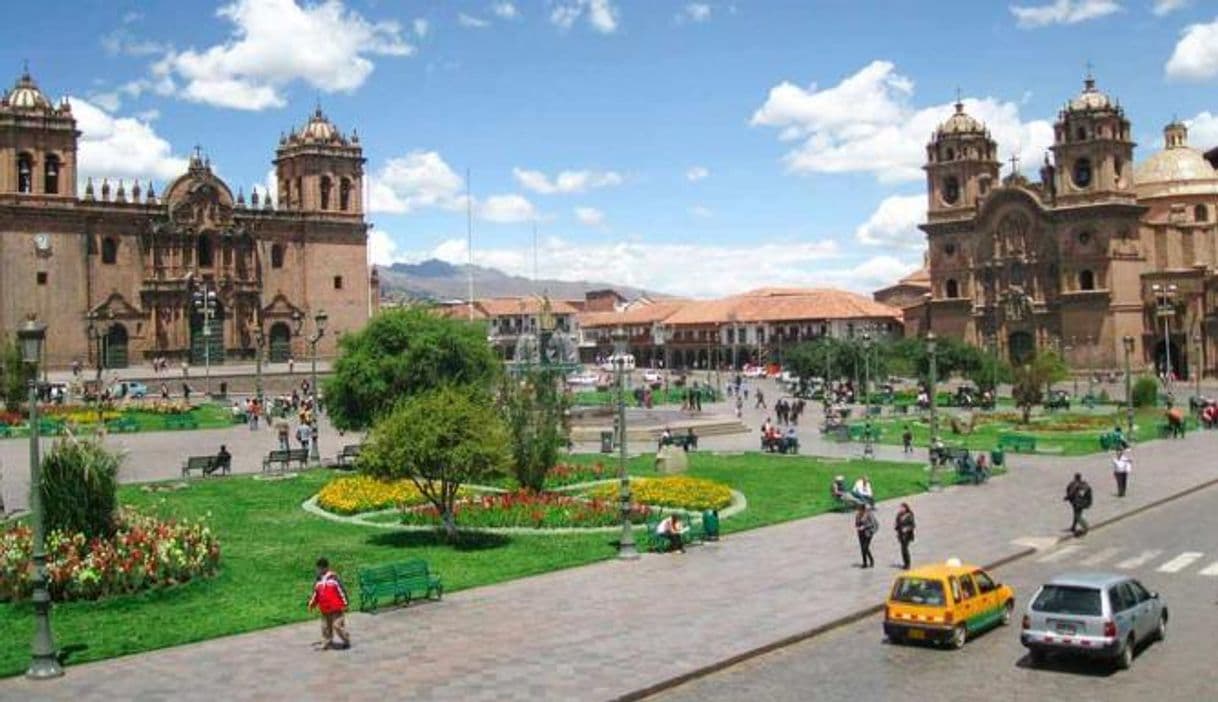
[1065,473,1092,536]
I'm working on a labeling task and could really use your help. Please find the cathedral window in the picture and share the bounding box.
[320,176,332,210]
[101,237,119,265]
[295,177,303,207]
[1196,205,1209,223]
[1078,270,1095,291]
[945,279,960,298]
[280,180,291,210]
[942,176,960,205]
[334,275,344,290]
[340,178,352,211]
[197,236,214,267]
[271,243,285,269]
[17,153,33,193]
[44,154,60,194]
[945,147,955,161]
[1077,230,1091,246]
[1072,158,1092,188]
[36,272,47,285]
[1075,126,1087,142]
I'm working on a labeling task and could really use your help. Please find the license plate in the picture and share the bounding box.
[907,629,926,640]
[1055,623,1077,634]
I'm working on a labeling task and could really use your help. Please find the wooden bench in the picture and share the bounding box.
[761,435,799,454]
[951,451,988,485]
[335,444,362,468]
[163,415,199,431]
[997,433,1037,453]
[38,419,63,436]
[646,514,702,552]
[866,405,883,417]
[106,416,139,433]
[262,448,309,473]
[182,454,230,478]
[658,434,697,451]
[358,559,443,612]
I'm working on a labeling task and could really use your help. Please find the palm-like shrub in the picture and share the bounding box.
[40,439,120,539]
[1131,376,1159,408]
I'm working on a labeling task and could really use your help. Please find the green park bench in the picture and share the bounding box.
[358,558,443,612]
[646,513,703,552]
[848,424,882,442]
[334,444,362,468]
[997,433,1037,453]
[866,406,883,417]
[163,415,199,431]
[893,403,910,415]
[1098,431,1127,451]
[0,422,9,438]
[182,454,230,478]
[38,419,63,436]
[262,448,309,474]
[106,416,139,433]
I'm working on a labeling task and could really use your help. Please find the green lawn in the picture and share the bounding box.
[572,387,720,407]
[0,452,925,677]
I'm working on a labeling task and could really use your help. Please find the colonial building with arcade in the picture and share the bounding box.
[0,69,377,368]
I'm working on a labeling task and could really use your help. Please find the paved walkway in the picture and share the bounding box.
[2,409,1215,700]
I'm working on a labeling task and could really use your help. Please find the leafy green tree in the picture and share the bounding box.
[1,338,35,412]
[358,385,509,539]
[967,352,1013,393]
[1131,376,1159,408]
[324,307,501,431]
[41,439,121,539]
[1011,350,1069,423]
[499,369,570,491]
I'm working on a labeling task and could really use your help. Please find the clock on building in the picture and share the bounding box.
[33,233,51,255]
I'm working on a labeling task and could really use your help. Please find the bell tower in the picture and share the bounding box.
[273,107,364,214]
[1050,74,1135,206]
[0,68,79,197]
[924,98,1000,222]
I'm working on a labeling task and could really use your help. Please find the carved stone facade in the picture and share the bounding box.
[913,76,1218,377]
[0,71,377,368]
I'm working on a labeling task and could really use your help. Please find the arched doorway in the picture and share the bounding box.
[1008,331,1035,365]
[190,302,225,366]
[268,322,292,362]
[105,324,129,369]
[1154,338,1187,380]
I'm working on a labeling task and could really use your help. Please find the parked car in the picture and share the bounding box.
[566,370,600,387]
[1021,573,1167,670]
[742,364,766,378]
[1045,389,1071,411]
[110,380,148,399]
[642,369,664,385]
[884,558,1015,649]
[598,354,636,372]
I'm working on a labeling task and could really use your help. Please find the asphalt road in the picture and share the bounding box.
[651,482,1218,702]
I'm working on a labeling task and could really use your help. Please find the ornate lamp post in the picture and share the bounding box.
[191,281,217,397]
[84,312,108,422]
[1152,283,1177,405]
[307,310,327,466]
[253,319,265,409]
[1193,330,1203,403]
[862,332,874,459]
[1123,335,1135,435]
[927,332,941,491]
[19,317,61,680]
[1064,336,1077,398]
[612,327,638,560]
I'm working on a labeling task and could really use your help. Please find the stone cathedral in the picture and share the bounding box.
[0,69,379,368]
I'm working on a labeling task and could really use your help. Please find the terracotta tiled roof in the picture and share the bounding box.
[659,288,900,325]
[475,296,579,316]
[898,267,931,286]
[433,302,488,320]
[579,300,688,328]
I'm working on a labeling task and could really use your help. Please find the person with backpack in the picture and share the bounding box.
[307,557,350,650]
[855,504,879,568]
[1065,473,1093,536]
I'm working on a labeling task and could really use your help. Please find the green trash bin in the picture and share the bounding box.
[600,430,614,454]
[702,509,720,541]
[990,448,1005,467]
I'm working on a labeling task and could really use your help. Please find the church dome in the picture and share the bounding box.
[300,107,339,142]
[1135,121,1218,197]
[1068,76,1112,112]
[937,100,985,136]
[3,70,51,110]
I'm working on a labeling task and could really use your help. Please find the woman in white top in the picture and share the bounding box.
[1113,445,1132,497]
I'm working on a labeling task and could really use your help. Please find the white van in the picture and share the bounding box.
[599,354,636,372]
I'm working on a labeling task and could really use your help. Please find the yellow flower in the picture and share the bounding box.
[317,475,468,515]
[588,476,731,511]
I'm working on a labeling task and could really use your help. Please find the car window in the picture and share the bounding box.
[1109,585,1133,612]
[958,575,977,600]
[972,570,996,594]
[948,576,961,603]
[1128,581,1151,603]
[1031,585,1102,616]
[890,577,946,606]
[1118,583,1142,609]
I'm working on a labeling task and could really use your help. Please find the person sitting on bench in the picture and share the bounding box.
[851,475,875,507]
[683,428,697,452]
[658,427,674,450]
[782,426,798,453]
[208,445,232,476]
[832,475,864,508]
[655,513,686,553]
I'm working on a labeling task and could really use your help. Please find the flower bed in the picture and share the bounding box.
[586,475,733,511]
[316,475,468,515]
[398,490,651,529]
[0,510,221,602]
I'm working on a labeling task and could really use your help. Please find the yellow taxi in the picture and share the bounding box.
[883,558,1015,649]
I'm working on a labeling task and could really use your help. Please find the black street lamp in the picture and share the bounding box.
[191,282,218,397]
[253,319,265,409]
[612,327,638,560]
[18,317,61,680]
[307,310,328,466]
[1193,330,1203,403]
[1151,283,1177,405]
[1123,335,1135,435]
[927,332,942,492]
[862,332,874,460]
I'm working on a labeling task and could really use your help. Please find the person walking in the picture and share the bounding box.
[895,503,916,570]
[296,422,313,452]
[855,504,878,568]
[1112,444,1132,497]
[901,425,913,454]
[276,418,291,450]
[1065,472,1092,537]
[735,394,743,419]
[307,557,350,650]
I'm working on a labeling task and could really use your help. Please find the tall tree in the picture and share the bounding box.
[1011,350,1069,423]
[499,369,570,492]
[324,307,501,431]
[358,385,509,539]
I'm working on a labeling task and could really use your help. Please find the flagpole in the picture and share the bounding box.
[466,167,474,321]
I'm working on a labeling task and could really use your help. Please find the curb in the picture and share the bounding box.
[614,476,1218,702]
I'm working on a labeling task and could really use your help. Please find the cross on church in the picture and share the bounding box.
[1008,153,1021,175]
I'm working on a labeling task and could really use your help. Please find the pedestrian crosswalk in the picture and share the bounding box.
[1033,544,1218,577]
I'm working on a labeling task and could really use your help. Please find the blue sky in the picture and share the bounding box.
[4,0,1218,297]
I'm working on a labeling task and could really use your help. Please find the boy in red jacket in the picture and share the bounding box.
[307,557,350,650]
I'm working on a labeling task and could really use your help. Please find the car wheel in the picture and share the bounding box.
[1028,648,1046,666]
[950,625,967,650]
[1000,600,1014,626]
[1116,635,1135,670]
[1153,613,1167,642]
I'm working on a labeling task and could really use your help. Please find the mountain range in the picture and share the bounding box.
[376,259,658,302]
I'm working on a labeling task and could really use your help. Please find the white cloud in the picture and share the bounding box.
[413,18,429,37]
[153,0,413,111]
[854,195,925,250]
[689,205,713,218]
[678,3,712,22]
[1166,17,1218,81]
[1009,0,1122,28]
[492,2,519,19]
[686,165,710,181]
[1186,112,1218,149]
[513,167,623,194]
[90,91,122,112]
[550,0,619,33]
[368,228,400,266]
[575,206,606,227]
[751,60,1054,183]
[70,98,189,190]
[368,150,465,214]
[101,28,169,57]
[1152,0,1188,16]
[479,194,537,223]
[458,13,490,28]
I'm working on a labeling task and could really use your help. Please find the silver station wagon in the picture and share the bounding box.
[1021,572,1168,669]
